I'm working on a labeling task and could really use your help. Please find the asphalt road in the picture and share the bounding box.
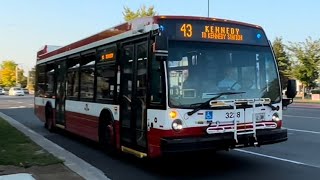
[1,95,320,180]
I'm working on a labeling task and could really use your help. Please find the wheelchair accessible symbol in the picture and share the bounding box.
[205,111,213,120]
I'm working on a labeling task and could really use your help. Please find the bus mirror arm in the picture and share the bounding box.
[282,98,293,109]
[266,103,279,111]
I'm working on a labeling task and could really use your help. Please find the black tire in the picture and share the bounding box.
[45,106,55,132]
[99,113,116,154]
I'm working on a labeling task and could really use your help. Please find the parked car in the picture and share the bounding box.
[0,88,5,95]
[9,87,25,96]
[23,88,29,94]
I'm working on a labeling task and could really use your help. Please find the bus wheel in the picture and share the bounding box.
[45,106,54,132]
[99,115,115,153]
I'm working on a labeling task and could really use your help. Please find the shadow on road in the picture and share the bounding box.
[51,126,261,180]
[0,107,262,180]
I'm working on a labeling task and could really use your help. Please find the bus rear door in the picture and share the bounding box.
[55,60,66,128]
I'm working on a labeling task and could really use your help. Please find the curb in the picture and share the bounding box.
[0,112,110,180]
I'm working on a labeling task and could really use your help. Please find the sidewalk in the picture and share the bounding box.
[289,98,320,108]
[0,112,110,180]
[293,98,320,104]
[0,164,82,180]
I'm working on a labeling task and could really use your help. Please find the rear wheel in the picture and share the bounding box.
[45,106,55,132]
[99,113,115,153]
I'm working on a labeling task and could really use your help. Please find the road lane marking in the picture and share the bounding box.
[8,106,26,109]
[235,149,320,168]
[286,128,320,135]
[284,115,320,119]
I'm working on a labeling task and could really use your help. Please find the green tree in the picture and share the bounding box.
[0,60,17,87]
[287,37,320,98]
[123,5,157,21]
[27,68,36,90]
[272,37,292,89]
[18,69,27,88]
[0,71,2,86]
[0,60,27,87]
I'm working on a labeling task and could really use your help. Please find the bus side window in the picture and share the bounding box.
[66,56,80,100]
[36,65,46,97]
[80,54,96,101]
[96,63,115,101]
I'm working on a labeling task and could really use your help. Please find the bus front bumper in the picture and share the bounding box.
[161,128,287,153]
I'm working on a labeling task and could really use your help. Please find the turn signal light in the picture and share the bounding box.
[169,110,178,119]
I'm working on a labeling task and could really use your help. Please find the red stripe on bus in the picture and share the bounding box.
[65,111,99,142]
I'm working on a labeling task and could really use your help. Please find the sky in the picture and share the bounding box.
[1,0,320,74]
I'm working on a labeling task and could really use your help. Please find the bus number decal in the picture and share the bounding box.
[225,112,241,119]
[180,24,193,38]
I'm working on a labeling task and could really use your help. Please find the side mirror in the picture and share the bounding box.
[285,79,297,99]
[282,79,296,109]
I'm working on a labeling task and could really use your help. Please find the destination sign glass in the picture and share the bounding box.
[158,19,268,46]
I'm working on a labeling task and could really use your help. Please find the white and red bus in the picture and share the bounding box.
[35,15,296,158]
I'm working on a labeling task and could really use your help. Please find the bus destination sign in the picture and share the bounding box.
[164,20,268,45]
[180,23,243,42]
[201,25,243,41]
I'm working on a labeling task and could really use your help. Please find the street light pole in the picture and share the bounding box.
[208,0,210,17]
[15,66,18,87]
[27,71,29,88]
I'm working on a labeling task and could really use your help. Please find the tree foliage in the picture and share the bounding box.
[27,67,36,90]
[272,37,291,89]
[18,69,27,88]
[0,60,27,87]
[123,5,157,21]
[287,37,320,89]
[0,60,17,87]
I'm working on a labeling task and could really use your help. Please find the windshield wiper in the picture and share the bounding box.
[187,91,246,116]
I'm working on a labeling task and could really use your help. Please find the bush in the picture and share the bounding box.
[311,89,320,94]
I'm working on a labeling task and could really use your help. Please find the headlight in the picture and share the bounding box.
[272,113,280,122]
[172,119,183,131]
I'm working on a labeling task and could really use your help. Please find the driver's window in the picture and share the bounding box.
[241,66,256,89]
[169,56,189,98]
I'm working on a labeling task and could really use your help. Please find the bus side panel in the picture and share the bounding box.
[34,105,46,122]
[65,111,99,142]
[114,121,121,149]
[34,97,56,123]
[64,101,120,143]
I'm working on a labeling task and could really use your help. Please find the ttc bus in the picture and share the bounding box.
[35,15,296,158]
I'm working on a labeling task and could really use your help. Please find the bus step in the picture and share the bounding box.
[121,146,147,158]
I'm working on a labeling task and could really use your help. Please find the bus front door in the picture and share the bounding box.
[120,40,148,156]
[55,61,66,128]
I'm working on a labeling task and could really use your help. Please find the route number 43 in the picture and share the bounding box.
[225,112,241,119]
[180,24,193,38]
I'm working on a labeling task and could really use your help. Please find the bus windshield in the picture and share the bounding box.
[167,41,281,107]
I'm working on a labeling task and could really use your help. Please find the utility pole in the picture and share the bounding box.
[15,66,19,87]
[27,71,30,89]
[208,0,210,17]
